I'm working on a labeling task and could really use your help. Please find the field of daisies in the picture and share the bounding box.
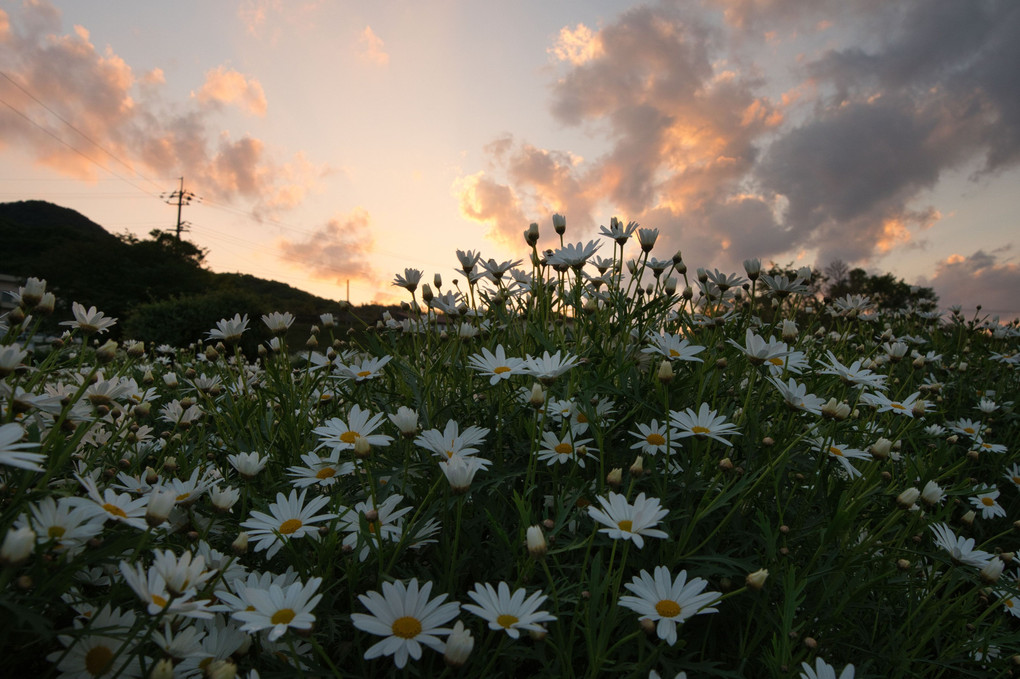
[1,217,1018,679]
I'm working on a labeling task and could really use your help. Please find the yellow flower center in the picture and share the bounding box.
[554,443,573,455]
[828,446,844,457]
[279,518,303,535]
[646,433,666,446]
[655,600,681,618]
[576,413,588,423]
[669,349,680,357]
[102,503,127,518]
[981,497,995,507]
[497,614,519,629]
[271,608,296,625]
[890,403,905,410]
[151,594,167,608]
[84,644,114,676]
[176,492,190,502]
[1006,598,1014,609]
[963,427,975,434]
[493,366,511,374]
[356,370,372,378]
[48,525,66,539]
[392,616,422,639]
[691,426,710,435]
[768,357,784,366]
[316,467,336,479]
[1012,476,1020,485]
[617,519,633,532]
[339,431,360,444]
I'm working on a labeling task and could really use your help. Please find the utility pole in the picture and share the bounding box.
[161,177,198,241]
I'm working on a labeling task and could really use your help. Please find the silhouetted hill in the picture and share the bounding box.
[0,200,381,346]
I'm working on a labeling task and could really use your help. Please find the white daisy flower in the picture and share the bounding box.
[463,581,556,639]
[335,355,392,382]
[47,605,142,678]
[618,566,721,645]
[240,489,337,559]
[799,657,855,679]
[587,492,669,549]
[415,420,490,461]
[930,522,993,568]
[286,451,356,488]
[537,430,595,467]
[0,422,46,472]
[351,578,460,669]
[467,345,525,384]
[669,403,741,447]
[642,333,705,362]
[233,577,323,641]
[207,313,249,342]
[522,350,580,382]
[77,475,149,530]
[314,404,393,453]
[970,489,1006,519]
[629,420,680,456]
[18,496,103,556]
[816,440,870,479]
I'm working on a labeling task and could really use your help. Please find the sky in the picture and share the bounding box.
[1,0,1018,318]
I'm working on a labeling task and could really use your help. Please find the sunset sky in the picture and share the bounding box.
[1,0,1018,317]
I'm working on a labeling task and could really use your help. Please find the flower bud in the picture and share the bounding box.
[444,620,474,668]
[231,532,249,555]
[606,468,623,487]
[746,568,769,590]
[629,455,645,478]
[353,436,371,459]
[980,557,1004,583]
[96,340,119,364]
[149,658,175,679]
[960,510,976,526]
[145,489,176,527]
[896,487,920,509]
[206,660,237,679]
[657,359,674,384]
[870,438,893,459]
[552,213,566,235]
[0,527,35,567]
[528,383,546,408]
[527,525,547,558]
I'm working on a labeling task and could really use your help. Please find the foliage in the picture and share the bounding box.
[0,223,1018,679]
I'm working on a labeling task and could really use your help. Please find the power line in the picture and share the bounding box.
[0,94,161,201]
[0,70,166,194]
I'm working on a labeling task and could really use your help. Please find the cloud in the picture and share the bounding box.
[548,23,603,65]
[194,66,267,116]
[921,248,1020,318]
[357,26,389,66]
[0,1,322,215]
[277,208,377,284]
[458,0,1020,281]
[452,170,528,246]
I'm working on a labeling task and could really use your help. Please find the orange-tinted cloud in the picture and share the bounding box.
[277,209,377,284]
[357,26,389,66]
[452,170,528,246]
[0,1,322,216]
[194,66,267,116]
[549,23,603,65]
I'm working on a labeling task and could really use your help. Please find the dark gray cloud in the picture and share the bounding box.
[919,248,1020,318]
